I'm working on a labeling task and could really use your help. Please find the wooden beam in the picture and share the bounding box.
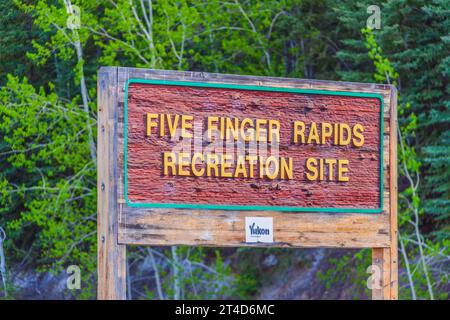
[372,85,398,300]
[389,86,399,299]
[119,209,390,248]
[116,68,392,249]
[97,67,127,300]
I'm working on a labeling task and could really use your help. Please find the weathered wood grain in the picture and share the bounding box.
[114,67,394,250]
[119,209,390,248]
[390,87,398,300]
[97,67,127,300]
[372,86,398,300]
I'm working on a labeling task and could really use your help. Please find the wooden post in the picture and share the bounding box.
[372,86,398,300]
[97,67,127,300]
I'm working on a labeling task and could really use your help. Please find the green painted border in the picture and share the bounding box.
[124,78,384,213]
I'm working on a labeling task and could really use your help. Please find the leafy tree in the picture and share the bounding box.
[0,75,97,298]
[0,0,448,300]
[0,1,51,86]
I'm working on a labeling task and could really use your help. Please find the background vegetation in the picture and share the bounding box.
[0,0,448,299]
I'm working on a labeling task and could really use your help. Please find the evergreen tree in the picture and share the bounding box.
[334,0,450,238]
[0,1,36,85]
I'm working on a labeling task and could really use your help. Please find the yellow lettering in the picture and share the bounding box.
[206,153,219,176]
[240,118,254,142]
[321,122,333,145]
[163,152,176,175]
[207,117,219,141]
[339,123,351,146]
[146,113,158,136]
[352,123,364,147]
[319,158,324,180]
[178,152,190,176]
[324,158,337,180]
[246,155,257,178]
[255,118,268,142]
[221,154,233,178]
[268,120,280,143]
[159,113,165,136]
[280,157,293,180]
[265,156,279,180]
[225,118,239,141]
[191,152,204,177]
[181,115,193,138]
[167,114,180,139]
[306,158,318,181]
[234,156,248,178]
[307,122,320,144]
[293,121,306,144]
[338,159,350,182]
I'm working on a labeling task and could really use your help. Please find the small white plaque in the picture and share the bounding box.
[245,217,273,243]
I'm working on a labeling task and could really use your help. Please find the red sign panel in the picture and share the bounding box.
[124,80,383,212]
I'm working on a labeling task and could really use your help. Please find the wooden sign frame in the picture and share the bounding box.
[97,66,397,300]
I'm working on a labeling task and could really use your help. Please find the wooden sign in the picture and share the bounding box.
[97,67,398,300]
[125,80,383,212]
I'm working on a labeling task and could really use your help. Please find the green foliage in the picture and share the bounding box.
[317,249,371,299]
[162,247,237,299]
[318,25,449,300]
[0,75,96,298]
[362,27,449,300]
[423,129,450,239]
[335,0,450,238]
[127,246,247,300]
[0,1,52,87]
